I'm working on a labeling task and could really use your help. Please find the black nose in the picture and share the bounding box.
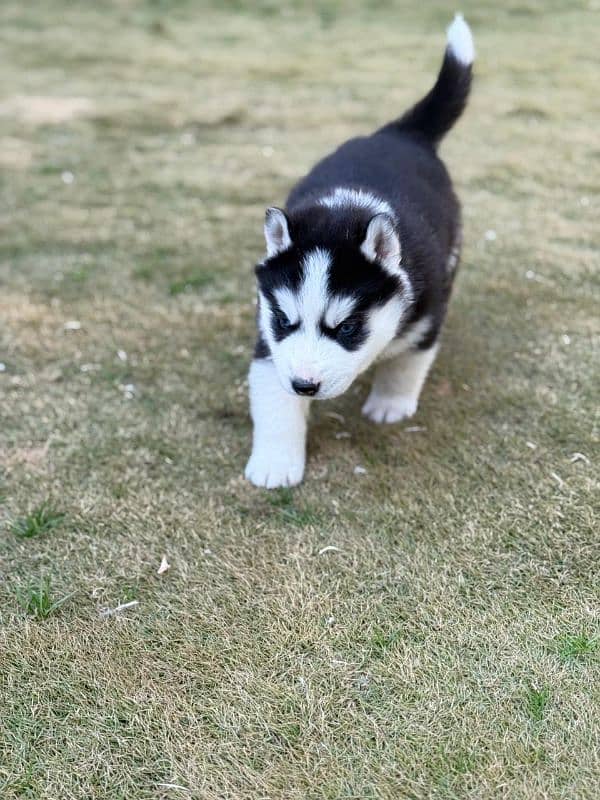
[292,378,320,396]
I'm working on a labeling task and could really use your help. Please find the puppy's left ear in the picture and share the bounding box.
[360,213,401,275]
[264,207,292,258]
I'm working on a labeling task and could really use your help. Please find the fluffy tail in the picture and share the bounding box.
[385,14,474,146]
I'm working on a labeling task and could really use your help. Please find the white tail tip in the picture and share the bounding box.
[447,13,475,66]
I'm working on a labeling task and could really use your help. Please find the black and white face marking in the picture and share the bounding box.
[256,208,413,399]
[271,290,365,351]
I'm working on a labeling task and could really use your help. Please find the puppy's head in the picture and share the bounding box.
[255,205,412,399]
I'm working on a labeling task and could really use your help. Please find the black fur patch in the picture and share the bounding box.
[320,313,368,351]
[270,307,299,342]
[253,334,270,359]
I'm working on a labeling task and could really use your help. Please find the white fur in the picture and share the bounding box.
[318,188,396,220]
[324,294,357,329]
[447,14,474,66]
[245,358,310,487]
[362,343,439,424]
[273,286,300,325]
[377,315,432,361]
[297,247,332,333]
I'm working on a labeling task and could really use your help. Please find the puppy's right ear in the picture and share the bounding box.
[264,207,292,257]
[360,213,401,274]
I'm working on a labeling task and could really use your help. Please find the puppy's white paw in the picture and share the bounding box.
[362,393,418,424]
[245,448,305,488]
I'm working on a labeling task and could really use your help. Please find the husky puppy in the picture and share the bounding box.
[245,15,474,488]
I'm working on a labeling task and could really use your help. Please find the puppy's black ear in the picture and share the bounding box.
[264,207,292,257]
[360,214,401,275]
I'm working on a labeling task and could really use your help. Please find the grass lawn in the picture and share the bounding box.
[1,1,598,797]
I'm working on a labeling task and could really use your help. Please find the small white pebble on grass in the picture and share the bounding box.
[64,320,81,331]
[100,600,139,617]
[120,383,136,399]
[117,349,128,361]
[180,132,196,146]
[526,441,537,449]
[561,334,571,345]
[356,674,370,690]
[570,452,590,464]
[61,170,75,184]
[325,615,336,627]
[525,270,536,280]
[354,465,367,475]
[335,431,351,439]
[484,229,497,241]
[0,362,6,372]
[157,555,170,575]
[318,545,340,556]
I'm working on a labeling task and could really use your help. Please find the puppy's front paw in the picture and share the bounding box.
[362,392,418,424]
[245,447,305,489]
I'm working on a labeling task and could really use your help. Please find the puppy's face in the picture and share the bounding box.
[255,207,411,399]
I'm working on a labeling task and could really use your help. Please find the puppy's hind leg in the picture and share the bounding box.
[245,358,311,488]
[362,344,439,424]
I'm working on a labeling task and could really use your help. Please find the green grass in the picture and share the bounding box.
[168,271,214,296]
[267,487,320,526]
[15,576,75,619]
[558,634,598,661]
[525,685,550,723]
[0,1,599,798]
[9,502,65,538]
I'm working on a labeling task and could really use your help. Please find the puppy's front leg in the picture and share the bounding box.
[362,344,439,424]
[245,358,310,488]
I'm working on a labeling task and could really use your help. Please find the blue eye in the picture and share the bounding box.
[338,320,358,337]
[276,311,293,330]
